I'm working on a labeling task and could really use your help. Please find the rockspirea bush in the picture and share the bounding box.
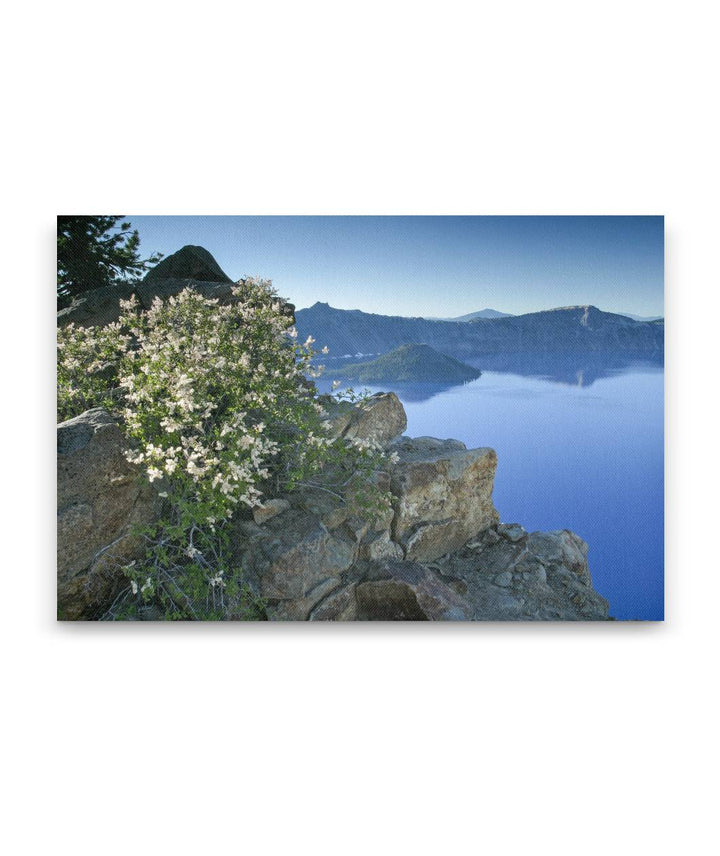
[57,280,393,619]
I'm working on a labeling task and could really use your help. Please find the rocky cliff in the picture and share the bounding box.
[57,393,610,621]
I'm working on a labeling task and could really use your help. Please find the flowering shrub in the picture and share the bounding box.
[57,321,127,422]
[57,280,392,619]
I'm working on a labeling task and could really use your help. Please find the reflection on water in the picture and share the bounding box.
[315,377,471,403]
[318,352,664,621]
[466,351,664,388]
[315,351,665,400]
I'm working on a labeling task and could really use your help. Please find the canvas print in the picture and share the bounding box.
[57,216,664,621]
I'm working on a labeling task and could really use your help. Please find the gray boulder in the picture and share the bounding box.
[305,559,470,621]
[388,436,499,561]
[57,409,162,620]
[354,560,470,620]
[57,278,237,329]
[325,391,407,447]
[233,507,361,620]
[56,282,136,328]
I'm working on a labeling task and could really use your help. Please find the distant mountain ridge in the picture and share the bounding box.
[297,303,664,360]
[424,308,662,323]
[617,312,664,322]
[427,308,514,321]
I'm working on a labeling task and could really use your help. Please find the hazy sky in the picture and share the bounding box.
[129,216,664,317]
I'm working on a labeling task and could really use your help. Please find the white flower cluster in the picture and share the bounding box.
[57,320,131,420]
[105,284,321,524]
[58,281,331,526]
[349,436,384,454]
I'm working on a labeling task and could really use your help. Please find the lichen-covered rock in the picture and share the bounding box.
[56,282,136,328]
[325,392,407,446]
[355,560,470,620]
[308,583,359,621]
[57,278,237,329]
[233,508,361,619]
[432,525,610,620]
[252,498,291,525]
[58,275,296,329]
[388,436,499,561]
[358,530,404,562]
[304,524,609,621]
[306,559,469,621]
[57,409,162,620]
[497,522,527,543]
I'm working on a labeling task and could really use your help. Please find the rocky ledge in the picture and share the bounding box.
[57,392,609,620]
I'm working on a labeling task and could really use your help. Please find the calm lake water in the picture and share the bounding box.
[319,357,664,620]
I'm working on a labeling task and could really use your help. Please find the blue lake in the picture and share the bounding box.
[320,358,664,620]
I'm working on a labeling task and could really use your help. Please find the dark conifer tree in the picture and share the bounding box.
[57,216,162,307]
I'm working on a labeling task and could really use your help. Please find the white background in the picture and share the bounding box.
[2,1,718,854]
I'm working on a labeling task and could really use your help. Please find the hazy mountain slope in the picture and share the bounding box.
[427,308,514,321]
[618,312,664,322]
[297,303,664,359]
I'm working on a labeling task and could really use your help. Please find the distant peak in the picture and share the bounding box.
[392,342,435,354]
[548,305,599,312]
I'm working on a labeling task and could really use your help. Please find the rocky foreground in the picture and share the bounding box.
[57,392,610,621]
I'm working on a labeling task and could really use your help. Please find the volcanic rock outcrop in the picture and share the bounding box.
[57,393,609,621]
[142,245,232,284]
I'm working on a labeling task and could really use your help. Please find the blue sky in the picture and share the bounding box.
[129,216,664,317]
